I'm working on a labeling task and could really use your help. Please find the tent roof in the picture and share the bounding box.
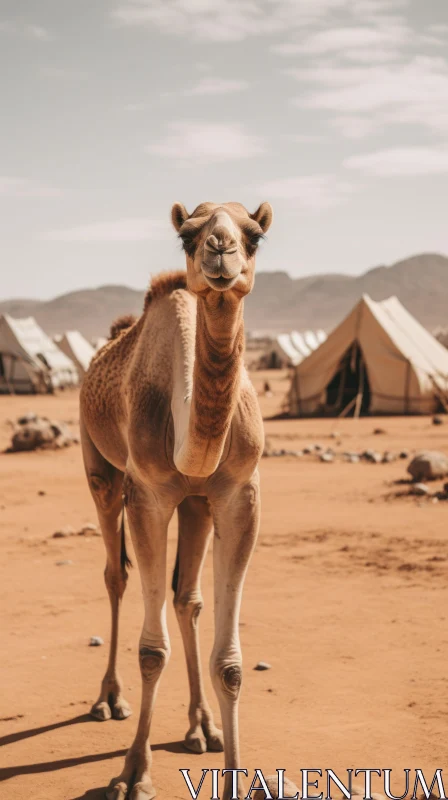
[58,330,95,372]
[296,294,448,380]
[376,295,448,380]
[276,334,302,365]
[0,314,77,376]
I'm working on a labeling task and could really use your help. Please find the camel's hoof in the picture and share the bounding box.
[263,775,300,799]
[106,780,156,800]
[91,701,112,721]
[112,699,132,720]
[205,729,224,752]
[184,729,207,754]
[106,782,127,800]
[130,783,156,800]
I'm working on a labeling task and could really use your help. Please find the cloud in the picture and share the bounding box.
[185,77,250,95]
[0,20,51,40]
[146,122,265,164]
[273,22,410,57]
[344,146,448,176]
[290,56,448,136]
[41,218,170,242]
[256,174,354,210]
[26,24,50,40]
[111,0,271,42]
[0,176,60,198]
[111,0,407,43]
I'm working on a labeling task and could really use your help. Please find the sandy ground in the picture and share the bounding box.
[1,373,448,800]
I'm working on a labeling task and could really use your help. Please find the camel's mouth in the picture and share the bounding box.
[202,273,239,292]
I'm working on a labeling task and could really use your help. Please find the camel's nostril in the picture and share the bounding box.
[206,227,237,253]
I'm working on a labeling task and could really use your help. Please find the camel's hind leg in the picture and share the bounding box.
[173,496,223,754]
[81,421,131,722]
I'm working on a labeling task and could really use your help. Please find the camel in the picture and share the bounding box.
[80,200,273,800]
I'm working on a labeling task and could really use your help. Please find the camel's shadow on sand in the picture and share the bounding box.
[0,713,185,797]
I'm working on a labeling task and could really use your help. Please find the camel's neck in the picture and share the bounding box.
[172,292,245,478]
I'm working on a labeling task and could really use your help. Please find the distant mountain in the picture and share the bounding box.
[0,253,447,340]
[0,285,144,341]
[246,253,448,333]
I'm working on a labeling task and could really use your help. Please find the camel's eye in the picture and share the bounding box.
[180,234,196,257]
[246,233,264,257]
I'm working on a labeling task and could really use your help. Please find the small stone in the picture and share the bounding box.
[399,450,409,459]
[444,482,448,494]
[408,451,448,481]
[254,661,271,671]
[314,444,323,452]
[433,415,444,426]
[18,412,38,425]
[346,454,360,463]
[320,452,334,463]
[79,523,99,536]
[373,427,387,435]
[291,450,303,457]
[382,451,396,463]
[362,449,382,463]
[56,559,74,566]
[330,431,340,439]
[53,526,75,538]
[38,490,46,496]
[303,447,312,455]
[89,636,104,647]
[410,483,431,496]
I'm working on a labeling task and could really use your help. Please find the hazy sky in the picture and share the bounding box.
[1,0,448,299]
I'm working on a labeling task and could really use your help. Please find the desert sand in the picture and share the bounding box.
[1,371,447,800]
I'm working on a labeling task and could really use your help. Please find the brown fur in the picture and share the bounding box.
[144,270,188,311]
[109,314,138,340]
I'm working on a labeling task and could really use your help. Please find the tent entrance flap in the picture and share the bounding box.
[325,342,371,416]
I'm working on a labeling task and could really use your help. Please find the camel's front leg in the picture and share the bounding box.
[107,474,175,800]
[209,475,260,800]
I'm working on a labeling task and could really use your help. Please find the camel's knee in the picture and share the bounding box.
[139,645,170,684]
[211,655,243,700]
[88,471,121,512]
[174,591,203,626]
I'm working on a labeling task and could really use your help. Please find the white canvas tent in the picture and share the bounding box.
[56,330,95,379]
[289,295,448,416]
[93,336,108,352]
[0,314,79,394]
[259,329,327,369]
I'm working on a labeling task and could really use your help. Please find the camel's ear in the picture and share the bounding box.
[250,202,273,233]
[171,202,189,232]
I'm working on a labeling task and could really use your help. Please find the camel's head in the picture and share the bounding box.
[171,201,273,297]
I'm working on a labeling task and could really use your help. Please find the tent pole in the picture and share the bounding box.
[429,375,448,412]
[405,360,411,414]
[5,356,16,396]
[338,395,357,418]
[354,354,365,419]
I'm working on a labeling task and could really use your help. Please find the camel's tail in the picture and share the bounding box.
[120,508,132,571]
[171,544,179,594]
